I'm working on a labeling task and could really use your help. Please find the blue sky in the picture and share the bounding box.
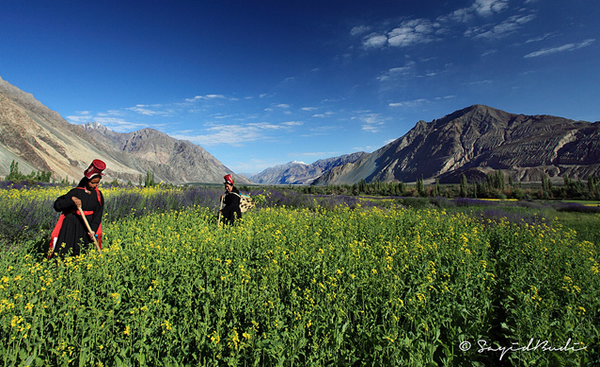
[2,0,598,175]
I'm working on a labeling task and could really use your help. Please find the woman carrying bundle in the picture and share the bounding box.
[49,159,106,258]
[219,174,242,226]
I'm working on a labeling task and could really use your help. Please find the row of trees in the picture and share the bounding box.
[1,161,161,188]
[457,171,599,200]
[458,171,598,200]
[4,161,52,183]
[293,171,600,200]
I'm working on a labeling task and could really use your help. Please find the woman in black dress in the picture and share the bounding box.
[49,159,106,258]
[219,174,242,226]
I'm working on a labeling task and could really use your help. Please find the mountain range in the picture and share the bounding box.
[250,152,367,184]
[2,75,599,186]
[312,104,600,185]
[0,76,248,185]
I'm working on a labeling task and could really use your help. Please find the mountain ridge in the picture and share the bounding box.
[313,104,600,185]
[251,152,368,185]
[0,76,248,184]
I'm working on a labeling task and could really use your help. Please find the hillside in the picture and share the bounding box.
[313,105,600,185]
[83,123,250,185]
[0,76,247,184]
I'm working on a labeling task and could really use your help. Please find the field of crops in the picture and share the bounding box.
[0,184,599,366]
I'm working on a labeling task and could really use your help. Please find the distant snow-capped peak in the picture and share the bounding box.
[82,121,112,132]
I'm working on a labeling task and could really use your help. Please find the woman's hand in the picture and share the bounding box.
[71,196,82,208]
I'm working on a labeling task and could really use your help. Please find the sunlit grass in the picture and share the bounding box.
[0,185,598,365]
[1,198,598,365]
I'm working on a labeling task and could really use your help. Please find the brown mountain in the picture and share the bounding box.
[0,76,247,184]
[82,122,250,184]
[313,105,600,185]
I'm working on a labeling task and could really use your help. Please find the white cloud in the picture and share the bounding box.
[356,0,522,51]
[389,98,428,108]
[388,19,440,48]
[247,122,288,130]
[361,19,442,49]
[97,110,124,117]
[481,49,498,57]
[377,63,415,81]
[350,25,372,36]
[185,94,227,102]
[352,113,388,133]
[173,125,261,146]
[467,14,536,39]
[212,113,240,120]
[173,120,302,146]
[435,95,457,100]
[525,33,556,44]
[67,110,149,132]
[66,114,91,123]
[472,0,509,16]
[524,39,595,58]
[438,0,509,23]
[440,8,473,23]
[93,117,148,132]
[126,104,172,116]
[362,33,388,48]
[312,111,335,118]
[353,145,377,152]
[467,79,494,85]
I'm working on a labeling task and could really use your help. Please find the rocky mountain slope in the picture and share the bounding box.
[82,122,249,184]
[0,76,247,184]
[314,105,600,185]
[251,152,367,184]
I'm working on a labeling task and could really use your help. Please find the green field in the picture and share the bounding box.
[0,187,599,366]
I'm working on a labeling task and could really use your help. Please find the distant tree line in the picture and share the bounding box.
[0,163,165,189]
[4,160,52,183]
[281,171,600,201]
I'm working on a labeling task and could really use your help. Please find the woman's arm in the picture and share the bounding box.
[53,189,78,212]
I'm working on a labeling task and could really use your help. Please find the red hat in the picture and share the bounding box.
[224,174,234,185]
[84,159,106,179]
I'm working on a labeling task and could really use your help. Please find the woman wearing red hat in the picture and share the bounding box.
[219,174,242,225]
[48,160,106,258]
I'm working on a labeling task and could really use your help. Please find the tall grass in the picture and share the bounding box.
[1,204,598,365]
[0,185,599,365]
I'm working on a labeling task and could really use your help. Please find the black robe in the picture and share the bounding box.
[221,187,242,225]
[50,187,104,257]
